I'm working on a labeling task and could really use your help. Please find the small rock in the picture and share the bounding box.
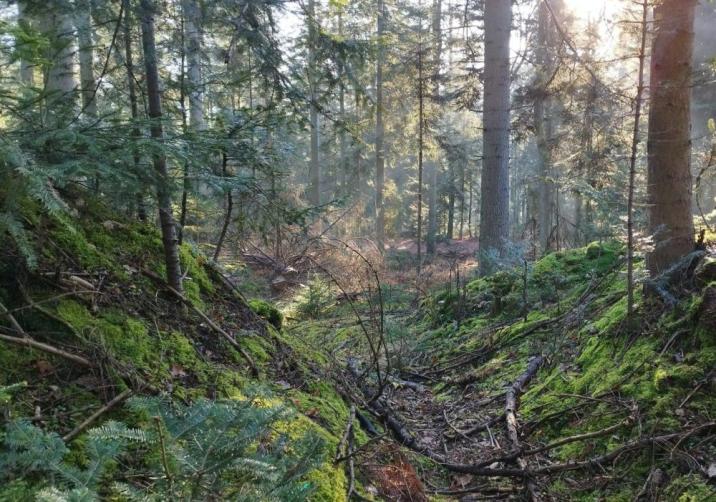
[707,463,716,479]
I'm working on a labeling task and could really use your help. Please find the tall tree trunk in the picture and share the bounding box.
[534,0,556,255]
[417,43,425,276]
[478,0,511,274]
[75,0,97,119]
[467,170,473,238]
[17,1,35,85]
[178,0,204,243]
[427,162,438,252]
[182,0,204,131]
[426,0,442,255]
[307,0,321,207]
[446,163,454,239]
[140,0,183,293]
[626,0,648,319]
[338,12,348,200]
[122,0,146,222]
[42,1,76,118]
[375,0,385,248]
[646,0,696,275]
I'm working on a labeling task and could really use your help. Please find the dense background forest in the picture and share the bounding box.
[0,0,715,500]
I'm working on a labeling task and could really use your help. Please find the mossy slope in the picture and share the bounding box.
[0,201,350,501]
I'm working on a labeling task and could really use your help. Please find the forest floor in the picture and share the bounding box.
[277,239,716,501]
[1,198,715,501]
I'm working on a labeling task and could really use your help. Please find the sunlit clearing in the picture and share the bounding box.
[563,0,613,19]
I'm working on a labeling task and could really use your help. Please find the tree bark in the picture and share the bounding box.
[42,1,76,116]
[478,0,511,274]
[646,0,696,275]
[375,0,385,249]
[140,0,183,293]
[626,0,648,318]
[307,0,321,207]
[426,0,442,254]
[534,1,556,256]
[182,0,205,131]
[122,0,146,222]
[427,161,438,253]
[417,43,425,276]
[213,152,233,262]
[17,0,35,86]
[75,0,97,119]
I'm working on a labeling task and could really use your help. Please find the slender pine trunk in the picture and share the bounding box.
[626,0,648,319]
[375,0,385,249]
[123,0,146,222]
[140,0,183,293]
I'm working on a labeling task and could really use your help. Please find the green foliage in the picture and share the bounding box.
[0,393,326,501]
[291,276,336,320]
[663,474,716,501]
[249,298,284,329]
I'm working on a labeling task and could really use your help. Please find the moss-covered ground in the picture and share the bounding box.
[278,241,715,500]
[0,200,355,501]
[2,195,715,501]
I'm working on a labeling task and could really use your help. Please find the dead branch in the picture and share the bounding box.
[466,419,630,470]
[336,404,356,463]
[0,299,30,337]
[504,356,544,501]
[63,388,134,442]
[0,331,94,367]
[141,269,259,376]
[531,422,716,475]
[389,375,428,393]
[18,283,82,338]
[448,413,505,438]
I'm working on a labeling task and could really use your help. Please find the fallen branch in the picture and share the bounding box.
[448,413,505,438]
[19,283,82,338]
[532,422,716,475]
[0,299,29,337]
[0,332,94,367]
[63,388,134,442]
[141,269,258,376]
[466,419,630,470]
[335,405,356,463]
[389,375,428,393]
[504,356,543,501]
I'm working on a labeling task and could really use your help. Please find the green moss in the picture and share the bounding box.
[277,412,347,502]
[240,336,273,364]
[664,474,716,501]
[249,299,283,329]
[50,215,114,271]
[177,244,214,310]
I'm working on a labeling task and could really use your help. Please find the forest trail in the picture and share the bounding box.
[286,241,716,500]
